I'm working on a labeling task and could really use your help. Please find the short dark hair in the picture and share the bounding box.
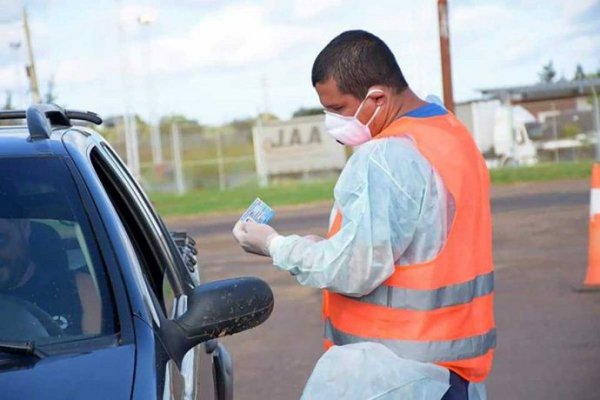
[311,30,408,98]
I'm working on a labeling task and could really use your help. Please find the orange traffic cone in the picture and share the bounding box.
[582,163,600,290]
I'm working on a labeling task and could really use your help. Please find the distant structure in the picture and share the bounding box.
[479,78,600,142]
[455,79,600,164]
[252,115,346,186]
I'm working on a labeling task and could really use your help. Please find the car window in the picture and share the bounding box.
[0,157,117,344]
[101,144,197,289]
[90,147,181,315]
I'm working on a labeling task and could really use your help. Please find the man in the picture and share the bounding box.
[233,30,494,399]
[0,217,101,335]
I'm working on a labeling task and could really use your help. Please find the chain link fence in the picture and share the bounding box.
[102,91,600,194]
[531,101,598,163]
[104,121,258,193]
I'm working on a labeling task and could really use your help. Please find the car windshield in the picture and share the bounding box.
[0,157,116,346]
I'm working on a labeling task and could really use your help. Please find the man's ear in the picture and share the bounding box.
[367,86,387,106]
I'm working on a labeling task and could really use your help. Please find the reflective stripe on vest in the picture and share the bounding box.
[360,271,494,311]
[324,318,496,363]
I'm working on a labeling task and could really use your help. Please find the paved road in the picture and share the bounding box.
[175,188,590,239]
[168,179,600,399]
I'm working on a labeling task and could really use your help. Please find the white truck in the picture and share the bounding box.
[455,99,539,168]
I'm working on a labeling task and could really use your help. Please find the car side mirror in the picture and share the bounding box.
[165,277,274,366]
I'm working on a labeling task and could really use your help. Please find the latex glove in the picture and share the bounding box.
[304,235,325,242]
[232,220,280,257]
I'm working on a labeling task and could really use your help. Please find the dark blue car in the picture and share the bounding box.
[0,105,274,400]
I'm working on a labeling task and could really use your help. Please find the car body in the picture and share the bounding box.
[0,105,273,400]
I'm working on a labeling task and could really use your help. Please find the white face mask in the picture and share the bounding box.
[324,89,383,146]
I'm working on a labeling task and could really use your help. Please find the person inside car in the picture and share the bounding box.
[0,216,101,335]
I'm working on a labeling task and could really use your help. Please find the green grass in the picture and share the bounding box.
[151,180,337,217]
[489,160,593,184]
[151,161,594,217]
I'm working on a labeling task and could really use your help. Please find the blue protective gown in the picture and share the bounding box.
[269,103,454,297]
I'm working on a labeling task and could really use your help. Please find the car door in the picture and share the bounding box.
[89,143,217,400]
[0,155,136,400]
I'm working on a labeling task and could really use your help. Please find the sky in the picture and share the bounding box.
[0,0,598,125]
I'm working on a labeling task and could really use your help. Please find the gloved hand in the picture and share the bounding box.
[232,220,281,257]
[304,234,325,242]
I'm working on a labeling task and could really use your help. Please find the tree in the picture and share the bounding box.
[159,114,205,138]
[159,114,201,130]
[258,112,279,122]
[538,60,556,83]
[292,106,323,118]
[573,64,586,81]
[228,117,254,133]
[561,123,580,139]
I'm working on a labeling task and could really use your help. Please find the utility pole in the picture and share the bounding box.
[437,0,454,113]
[261,75,270,116]
[22,8,40,104]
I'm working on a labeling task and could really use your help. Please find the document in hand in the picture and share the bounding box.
[239,198,275,224]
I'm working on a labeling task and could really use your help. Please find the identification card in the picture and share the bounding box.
[240,198,275,224]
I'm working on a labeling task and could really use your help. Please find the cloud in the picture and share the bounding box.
[136,2,324,75]
[0,20,24,52]
[289,0,342,20]
[0,0,61,23]
[451,2,586,64]
[49,57,116,85]
[118,3,159,33]
[452,4,513,35]
[0,0,22,22]
[449,0,600,100]
[563,0,599,19]
[5,1,327,116]
[0,65,17,88]
[568,0,600,38]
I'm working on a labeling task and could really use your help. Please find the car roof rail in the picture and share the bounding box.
[0,104,103,140]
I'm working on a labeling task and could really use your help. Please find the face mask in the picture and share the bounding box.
[324,89,383,146]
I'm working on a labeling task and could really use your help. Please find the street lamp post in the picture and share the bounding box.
[138,14,163,167]
[116,5,140,180]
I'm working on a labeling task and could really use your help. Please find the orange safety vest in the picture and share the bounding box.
[322,112,495,383]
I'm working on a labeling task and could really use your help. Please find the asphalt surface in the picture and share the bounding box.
[174,188,590,239]
[168,179,600,399]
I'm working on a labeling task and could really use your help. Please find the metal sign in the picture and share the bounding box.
[252,115,346,184]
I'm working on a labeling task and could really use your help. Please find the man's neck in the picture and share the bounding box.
[383,88,428,127]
